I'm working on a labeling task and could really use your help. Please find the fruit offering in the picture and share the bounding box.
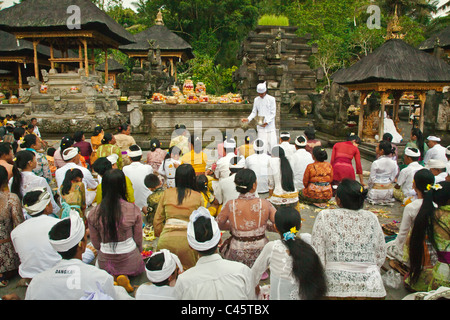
[199,95,209,103]
[186,94,199,104]
[183,79,194,95]
[9,95,19,104]
[195,82,206,95]
[152,93,165,103]
[40,84,48,94]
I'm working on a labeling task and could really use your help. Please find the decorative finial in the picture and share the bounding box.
[155,9,164,25]
[385,5,405,41]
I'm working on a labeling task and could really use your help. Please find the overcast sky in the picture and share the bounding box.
[1,0,138,11]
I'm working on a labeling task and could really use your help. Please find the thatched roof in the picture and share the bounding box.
[332,39,450,85]
[96,59,126,73]
[0,30,72,59]
[419,26,450,51]
[0,0,135,47]
[119,24,194,60]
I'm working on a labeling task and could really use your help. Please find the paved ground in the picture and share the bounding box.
[0,140,413,300]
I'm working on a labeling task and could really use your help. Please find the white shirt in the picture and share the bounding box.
[215,173,240,206]
[10,215,62,279]
[290,148,314,190]
[33,126,41,138]
[395,199,423,252]
[424,144,447,164]
[311,208,386,298]
[9,171,60,217]
[174,254,256,300]
[368,155,398,186]
[158,158,180,188]
[396,162,423,198]
[251,236,311,300]
[135,284,177,300]
[278,141,296,159]
[123,161,153,210]
[25,259,117,300]
[245,152,271,193]
[214,152,236,180]
[55,162,98,206]
[435,171,447,183]
[247,94,277,132]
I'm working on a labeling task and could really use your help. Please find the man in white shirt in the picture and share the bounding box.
[426,159,448,183]
[215,156,245,206]
[11,188,62,282]
[424,136,447,164]
[394,147,424,203]
[215,138,237,180]
[277,131,296,159]
[25,211,132,300]
[245,139,271,196]
[174,207,256,300]
[123,144,153,210]
[55,147,98,206]
[290,136,314,190]
[241,82,277,155]
[30,118,41,138]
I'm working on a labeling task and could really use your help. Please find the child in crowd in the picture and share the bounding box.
[196,174,219,217]
[158,146,181,189]
[46,147,57,176]
[144,173,165,226]
[60,168,86,222]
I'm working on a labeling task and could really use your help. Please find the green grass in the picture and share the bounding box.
[257,15,289,26]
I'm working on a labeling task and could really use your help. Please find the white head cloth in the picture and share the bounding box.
[427,136,441,142]
[229,156,245,169]
[253,139,265,152]
[49,210,85,252]
[62,147,78,161]
[223,138,236,149]
[187,207,221,251]
[404,147,421,158]
[106,153,118,165]
[257,82,267,94]
[295,135,307,147]
[426,159,446,169]
[145,249,183,283]
[22,187,51,216]
[280,132,290,139]
[127,146,143,158]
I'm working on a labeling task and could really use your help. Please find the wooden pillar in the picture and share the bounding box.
[17,63,22,90]
[358,91,368,139]
[32,39,40,79]
[379,91,389,140]
[418,91,426,132]
[78,44,83,69]
[392,90,403,133]
[91,49,95,73]
[82,39,89,76]
[50,43,55,70]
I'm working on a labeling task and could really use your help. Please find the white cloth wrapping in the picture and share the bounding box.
[49,210,85,252]
[424,144,447,164]
[62,147,79,161]
[247,93,277,153]
[21,187,51,216]
[257,82,267,94]
[145,249,183,283]
[404,147,420,158]
[127,148,143,158]
[186,207,221,251]
[100,237,137,255]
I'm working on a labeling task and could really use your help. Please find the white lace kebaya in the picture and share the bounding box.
[311,208,387,298]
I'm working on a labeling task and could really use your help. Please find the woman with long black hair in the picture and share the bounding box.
[96,132,123,169]
[252,206,327,300]
[9,150,60,218]
[267,146,299,210]
[405,181,450,292]
[59,168,85,221]
[153,164,203,270]
[87,169,145,288]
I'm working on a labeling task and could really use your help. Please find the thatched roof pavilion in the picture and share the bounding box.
[0,0,135,80]
[419,25,450,53]
[119,10,193,78]
[332,12,450,139]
